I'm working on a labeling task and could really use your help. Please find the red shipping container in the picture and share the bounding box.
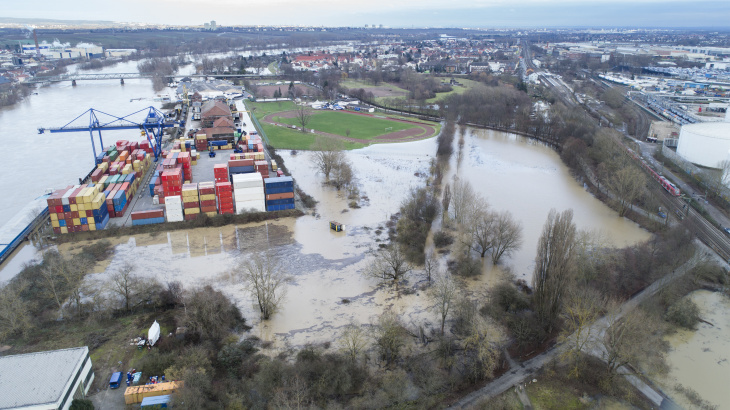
[200,199,216,207]
[184,214,199,221]
[201,206,217,213]
[183,202,199,209]
[131,209,165,220]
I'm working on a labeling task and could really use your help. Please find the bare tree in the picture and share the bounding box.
[180,285,244,342]
[442,183,451,217]
[110,263,137,312]
[468,206,495,258]
[490,211,523,265]
[606,164,646,217]
[62,256,89,317]
[559,287,606,377]
[295,105,313,132]
[339,321,368,363]
[311,137,346,180]
[39,251,67,311]
[462,313,505,382]
[0,281,32,341]
[365,245,413,290]
[601,306,667,377]
[240,252,291,320]
[429,272,458,335]
[450,177,481,225]
[374,310,407,365]
[708,159,730,198]
[330,158,354,190]
[423,251,438,284]
[532,209,577,332]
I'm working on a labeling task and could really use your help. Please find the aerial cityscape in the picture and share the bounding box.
[0,3,728,409]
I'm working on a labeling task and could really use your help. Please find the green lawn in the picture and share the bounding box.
[245,100,436,150]
[271,111,417,140]
[426,78,482,103]
[267,61,279,75]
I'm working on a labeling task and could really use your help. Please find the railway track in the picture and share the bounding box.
[654,184,730,261]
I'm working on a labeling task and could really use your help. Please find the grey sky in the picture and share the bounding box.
[4,0,730,28]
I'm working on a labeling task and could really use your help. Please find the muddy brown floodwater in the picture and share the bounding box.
[656,290,730,409]
[48,127,649,352]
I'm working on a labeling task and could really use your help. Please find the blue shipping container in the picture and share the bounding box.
[267,203,296,212]
[266,198,295,206]
[132,217,166,226]
[229,166,255,174]
[264,187,294,195]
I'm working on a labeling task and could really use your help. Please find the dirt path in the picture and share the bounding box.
[262,110,437,144]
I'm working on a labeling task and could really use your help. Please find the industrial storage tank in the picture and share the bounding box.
[676,121,730,169]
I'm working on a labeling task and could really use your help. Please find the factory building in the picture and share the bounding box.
[0,346,94,410]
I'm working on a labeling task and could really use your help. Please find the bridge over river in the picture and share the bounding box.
[26,73,271,84]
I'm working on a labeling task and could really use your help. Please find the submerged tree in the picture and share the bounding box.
[365,244,413,290]
[240,252,292,320]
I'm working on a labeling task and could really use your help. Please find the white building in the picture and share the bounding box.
[676,112,730,169]
[0,346,94,410]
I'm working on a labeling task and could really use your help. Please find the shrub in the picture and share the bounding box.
[433,230,454,248]
[665,298,700,329]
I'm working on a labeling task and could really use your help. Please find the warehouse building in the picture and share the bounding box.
[0,346,94,410]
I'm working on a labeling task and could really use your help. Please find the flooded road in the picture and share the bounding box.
[659,290,730,409]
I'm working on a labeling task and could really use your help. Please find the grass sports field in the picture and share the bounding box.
[246,101,439,150]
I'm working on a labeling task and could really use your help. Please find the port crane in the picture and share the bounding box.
[38,106,175,163]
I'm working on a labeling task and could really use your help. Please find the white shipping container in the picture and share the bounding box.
[233,186,265,198]
[165,196,184,222]
[235,199,266,213]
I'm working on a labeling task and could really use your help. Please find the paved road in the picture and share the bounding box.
[450,251,701,409]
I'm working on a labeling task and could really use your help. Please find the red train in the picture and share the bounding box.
[625,145,681,197]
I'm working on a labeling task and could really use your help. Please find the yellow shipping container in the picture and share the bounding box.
[205,212,217,217]
[97,162,109,173]
[200,194,216,201]
[184,208,200,215]
[92,193,106,209]
[70,204,78,212]
[89,224,96,231]
[124,381,184,404]
[122,164,132,175]
[73,218,81,226]
[51,220,60,228]
[78,203,86,211]
[99,175,108,187]
[60,227,68,234]
[50,213,58,221]
[133,160,141,171]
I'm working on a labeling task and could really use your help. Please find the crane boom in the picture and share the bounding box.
[38,106,177,163]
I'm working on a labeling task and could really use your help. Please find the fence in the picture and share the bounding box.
[244,101,271,146]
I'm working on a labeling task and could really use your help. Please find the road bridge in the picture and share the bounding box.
[26,73,271,84]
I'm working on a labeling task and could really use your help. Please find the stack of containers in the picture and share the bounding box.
[165,196,184,222]
[232,173,265,213]
[264,176,295,211]
[214,164,229,183]
[243,152,265,161]
[215,182,234,214]
[181,183,200,221]
[131,209,165,226]
[195,134,208,151]
[178,152,193,183]
[255,161,269,179]
[161,167,183,204]
[228,158,255,178]
[47,185,109,234]
[198,182,217,217]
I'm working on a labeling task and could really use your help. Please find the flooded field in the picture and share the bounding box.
[37,128,650,351]
[659,290,730,409]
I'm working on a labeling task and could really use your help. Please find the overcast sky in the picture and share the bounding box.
[5,0,730,28]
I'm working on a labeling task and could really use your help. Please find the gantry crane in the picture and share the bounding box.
[38,106,175,163]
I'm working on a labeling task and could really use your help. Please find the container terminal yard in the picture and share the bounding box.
[0,95,294,264]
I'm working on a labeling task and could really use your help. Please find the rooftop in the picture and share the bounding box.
[0,346,89,409]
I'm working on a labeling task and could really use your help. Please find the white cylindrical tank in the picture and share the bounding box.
[676,122,730,169]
